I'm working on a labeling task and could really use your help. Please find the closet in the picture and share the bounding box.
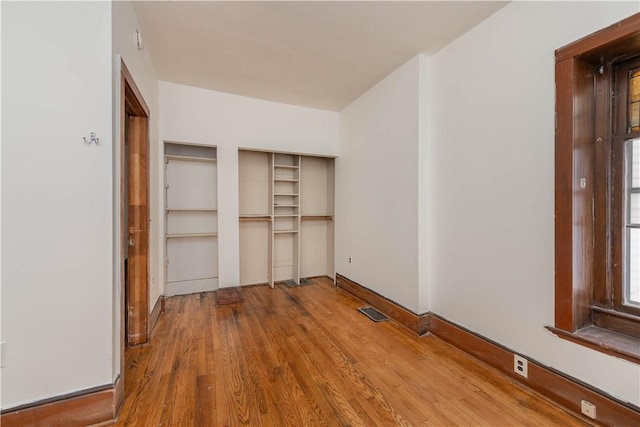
[164,143,218,296]
[239,149,334,287]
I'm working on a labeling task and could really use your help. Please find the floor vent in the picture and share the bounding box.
[358,307,389,322]
[299,278,312,286]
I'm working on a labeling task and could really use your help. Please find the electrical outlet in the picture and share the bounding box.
[581,400,596,419]
[513,354,528,378]
[348,257,352,264]
[1,341,6,368]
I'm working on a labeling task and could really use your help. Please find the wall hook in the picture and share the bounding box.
[83,132,99,145]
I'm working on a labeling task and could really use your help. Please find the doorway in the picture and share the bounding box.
[120,62,150,348]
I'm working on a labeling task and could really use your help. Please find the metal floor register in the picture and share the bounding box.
[358,307,389,322]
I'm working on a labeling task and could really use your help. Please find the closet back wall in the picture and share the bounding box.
[159,81,339,289]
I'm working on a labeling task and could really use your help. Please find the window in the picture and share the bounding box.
[551,13,640,363]
[623,67,640,307]
[594,57,640,321]
[626,138,640,305]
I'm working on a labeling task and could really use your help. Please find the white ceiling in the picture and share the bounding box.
[134,1,508,111]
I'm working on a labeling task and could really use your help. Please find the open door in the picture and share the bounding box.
[120,62,150,347]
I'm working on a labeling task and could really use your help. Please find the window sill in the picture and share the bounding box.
[591,305,640,338]
[545,325,640,364]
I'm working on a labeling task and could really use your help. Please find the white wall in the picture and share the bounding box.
[160,82,339,289]
[111,1,160,377]
[429,1,640,405]
[1,1,113,409]
[336,56,421,313]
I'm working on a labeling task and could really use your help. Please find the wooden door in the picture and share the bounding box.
[126,116,149,345]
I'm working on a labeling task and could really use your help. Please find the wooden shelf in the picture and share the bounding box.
[274,178,299,182]
[239,215,271,222]
[301,215,333,221]
[274,193,299,197]
[274,230,299,234]
[166,154,217,163]
[166,233,218,238]
[274,164,299,169]
[166,208,217,212]
[274,204,299,208]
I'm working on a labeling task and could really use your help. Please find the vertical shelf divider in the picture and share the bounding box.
[269,153,275,288]
[294,155,301,284]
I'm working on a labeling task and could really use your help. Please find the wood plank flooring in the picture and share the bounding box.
[116,277,584,426]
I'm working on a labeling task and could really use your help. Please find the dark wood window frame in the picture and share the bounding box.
[549,13,640,364]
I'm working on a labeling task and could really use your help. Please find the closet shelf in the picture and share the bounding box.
[165,154,217,163]
[274,230,299,234]
[301,215,333,221]
[274,178,299,182]
[274,204,299,208]
[164,142,219,297]
[274,193,299,197]
[166,208,218,212]
[274,214,299,218]
[239,215,271,222]
[274,164,299,169]
[166,232,218,238]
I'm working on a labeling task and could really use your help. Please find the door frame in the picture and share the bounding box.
[119,60,150,353]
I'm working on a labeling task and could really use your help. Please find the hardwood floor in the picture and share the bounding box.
[116,277,584,426]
